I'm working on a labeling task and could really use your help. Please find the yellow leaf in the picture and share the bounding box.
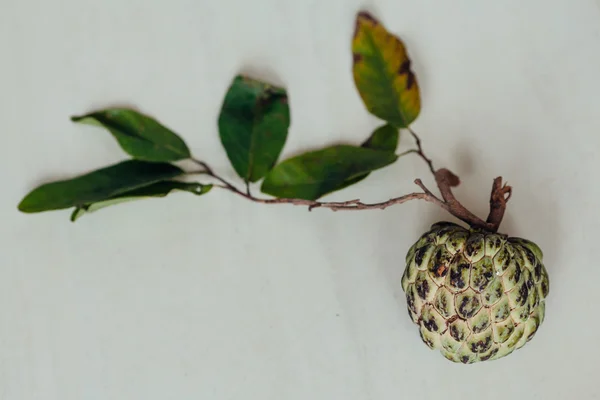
[352,11,421,127]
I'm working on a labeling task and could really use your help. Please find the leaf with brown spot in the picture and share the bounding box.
[352,11,421,127]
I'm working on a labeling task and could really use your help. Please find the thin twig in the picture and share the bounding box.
[415,179,444,203]
[234,189,439,211]
[190,159,441,211]
[407,127,435,175]
[190,154,512,231]
[190,159,240,193]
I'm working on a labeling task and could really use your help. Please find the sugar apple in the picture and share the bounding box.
[401,221,549,363]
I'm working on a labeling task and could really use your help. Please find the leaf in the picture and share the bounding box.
[260,145,398,200]
[352,11,421,127]
[340,123,400,188]
[71,108,191,162]
[361,123,400,152]
[218,75,291,183]
[70,181,212,221]
[18,160,184,213]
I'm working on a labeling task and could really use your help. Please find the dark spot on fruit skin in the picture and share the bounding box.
[432,248,453,276]
[485,284,503,305]
[419,329,434,348]
[495,304,509,320]
[353,53,362,63]
[474,268,494,292]
[431,249,452,278]
[470,335,492,353]
[436,294,449,316]
[461,356,470,364]
[415,246,428,266]
[465,244,475,257]
[495,248,511,270]
[480,348,499,361]
[459,296,480,319]
[406,291,416,313]
[530,290,539,308]
[523,248,536,266]
[495,238,502,248]
[541,281,549,297]
[417,279,429,300]
[465,238,483,259]
[450,271,465,288]
[527,277,534,290]
[517,283,529,306]
[450,263,469,288]
[527,324,539,341]
[459,298,471,317]
[513,264,522,284]
[519,303,531,320]
[534,263,543,281]
[423,318,439,332]
[495,285,503,297]
[450,325,462,341]
[472,317,490,334]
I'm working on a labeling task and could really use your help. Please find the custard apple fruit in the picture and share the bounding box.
[401,221,549,363]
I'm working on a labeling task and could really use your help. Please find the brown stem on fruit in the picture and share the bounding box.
[405,130,509,231]
[432,168,501,231]
[485,177,512,232]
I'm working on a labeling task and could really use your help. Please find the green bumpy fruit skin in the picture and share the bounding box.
[401,221,549,364]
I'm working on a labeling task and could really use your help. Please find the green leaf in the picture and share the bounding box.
[71,108,191,162]
[18,160,184,213]
[70,181,212,221]
[340,123,400,188]
[260,145,398,200]
[218,75,291,183]
[361,123,399,152]
[352,11,421,127]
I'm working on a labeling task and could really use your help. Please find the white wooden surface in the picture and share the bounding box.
[3,0,600,398]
